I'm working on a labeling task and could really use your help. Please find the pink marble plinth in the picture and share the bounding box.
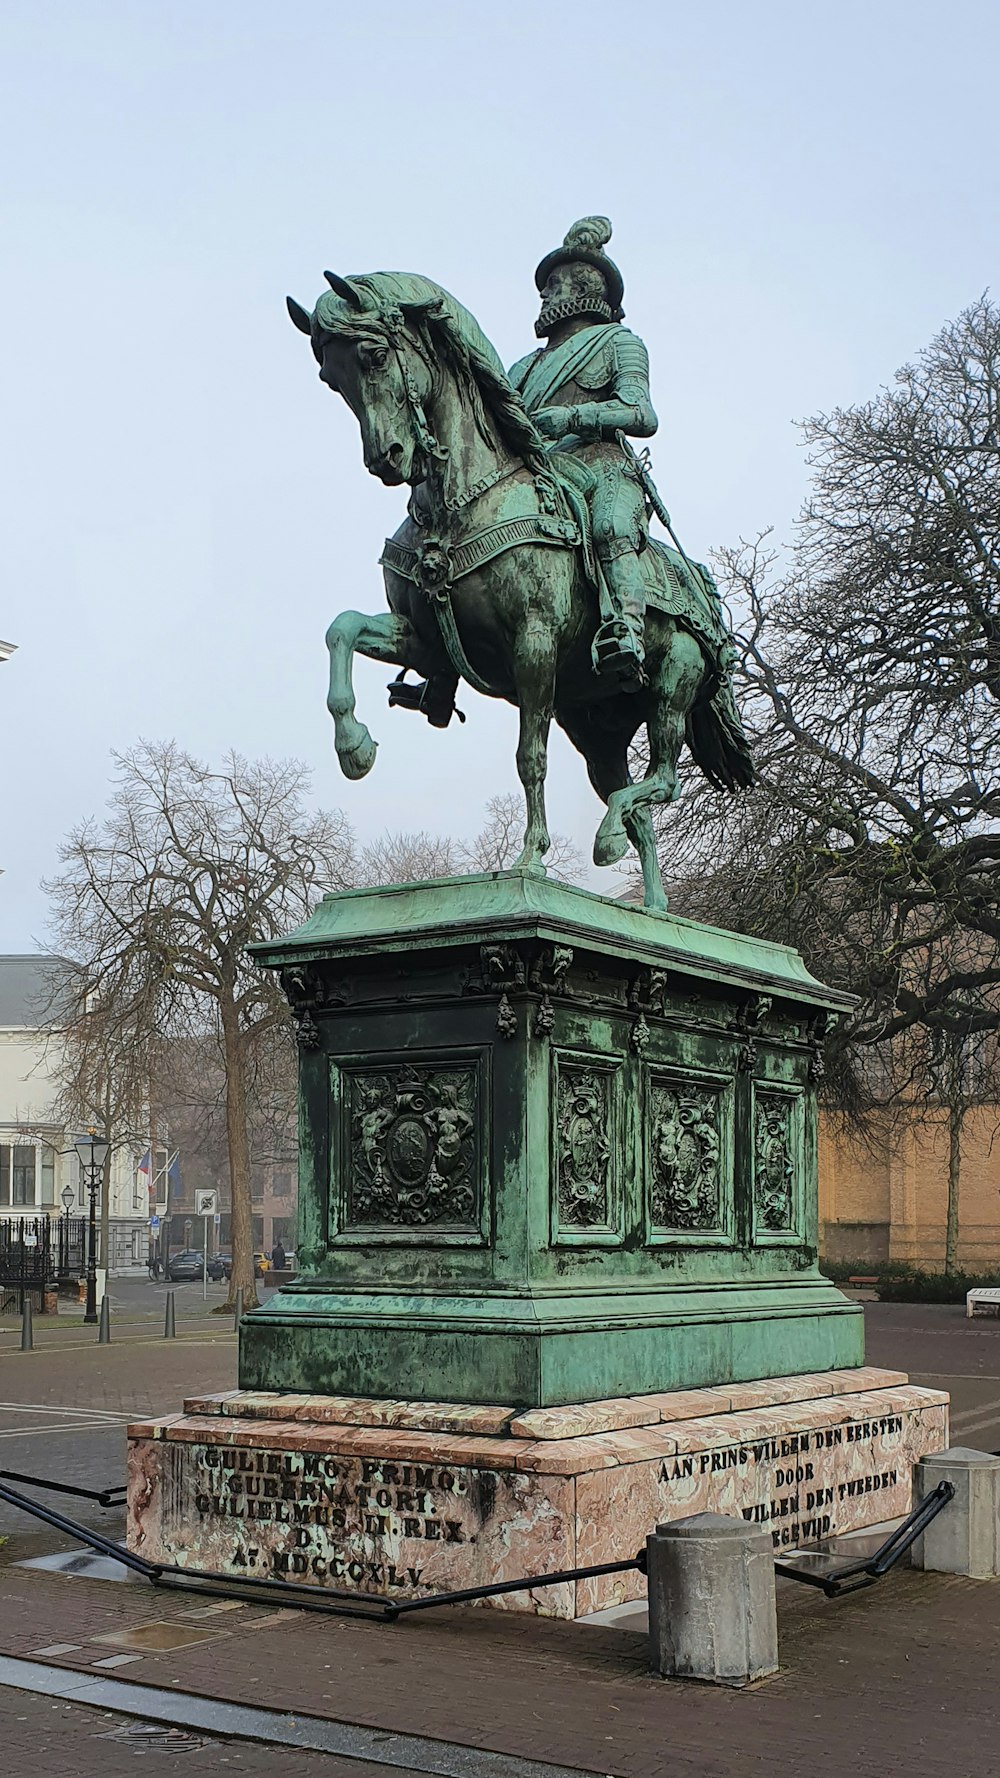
[127,1367,948,1619]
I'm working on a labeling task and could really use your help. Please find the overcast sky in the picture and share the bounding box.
[1,0,997,949]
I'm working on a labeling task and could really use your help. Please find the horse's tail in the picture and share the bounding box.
[685,676,755,794]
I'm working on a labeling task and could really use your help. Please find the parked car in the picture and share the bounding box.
[253,1251,270,1278]
[216,1253,233,1279]
[166,1249,225,1282]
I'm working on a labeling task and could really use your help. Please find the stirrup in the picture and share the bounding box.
[387,671,465,728]
[592,621,647,688]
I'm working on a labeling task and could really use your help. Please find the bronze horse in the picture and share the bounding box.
[287,271,752,909]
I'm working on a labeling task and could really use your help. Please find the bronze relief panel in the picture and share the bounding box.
[331,1052,488,1246]
[552,1050,623,1246]
[645,1068,734,1245]
[752,1085,804,1242]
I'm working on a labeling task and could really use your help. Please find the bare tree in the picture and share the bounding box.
[652,299,1000,1265]
[354,793,584,887]
[460,792,584,882]
[354,829,461,886]
[44,743,355,1308]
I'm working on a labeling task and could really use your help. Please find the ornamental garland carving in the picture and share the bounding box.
[729,993,773,1073]
[280,963,326,1050]
[347,1065,478,1227]
[556,1067,612,1228]
[755,1094,796,1232]
[650,1083,722,1230]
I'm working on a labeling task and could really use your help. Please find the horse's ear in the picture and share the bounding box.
[286,296,313,334]
[324,271,363,308]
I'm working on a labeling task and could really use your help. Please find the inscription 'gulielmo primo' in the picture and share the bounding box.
[192,1448,470,1583]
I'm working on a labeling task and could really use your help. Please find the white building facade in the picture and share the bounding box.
[0,955,149,1271]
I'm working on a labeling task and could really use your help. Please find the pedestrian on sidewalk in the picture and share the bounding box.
[270,1238,286,1273]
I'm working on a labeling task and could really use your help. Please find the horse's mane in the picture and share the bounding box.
[312,273,547,471]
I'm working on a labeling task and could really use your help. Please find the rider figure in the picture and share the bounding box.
[508,217,656,685]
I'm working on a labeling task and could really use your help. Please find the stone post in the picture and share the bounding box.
[646,1512,778,1687]
[913,1447,1000,1579]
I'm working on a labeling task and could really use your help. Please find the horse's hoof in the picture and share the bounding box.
[594,825,629,868]
[336,732,377,780]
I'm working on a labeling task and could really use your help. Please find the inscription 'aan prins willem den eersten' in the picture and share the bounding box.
[658,1414,905,1546]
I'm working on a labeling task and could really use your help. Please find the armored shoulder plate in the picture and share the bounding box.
[609,327,652,404]
[508,350,542,390]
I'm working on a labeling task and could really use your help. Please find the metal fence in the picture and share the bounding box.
[0,1213,88,1312]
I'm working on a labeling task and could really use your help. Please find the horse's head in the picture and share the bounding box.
[287,274,435,486]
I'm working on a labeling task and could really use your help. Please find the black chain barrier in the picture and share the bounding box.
[0,1471,644,1622]
[1,1468,956,1615]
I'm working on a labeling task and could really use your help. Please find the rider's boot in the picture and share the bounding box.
[592,550,648,687]
[387,669,463,728]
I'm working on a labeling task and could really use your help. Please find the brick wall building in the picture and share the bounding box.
[819,1107,1000,1272]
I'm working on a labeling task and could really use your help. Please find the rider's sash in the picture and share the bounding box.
[514,324,620,414]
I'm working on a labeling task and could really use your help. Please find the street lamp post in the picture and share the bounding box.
[60,1182,74,1276]
[74,1130,110,1325]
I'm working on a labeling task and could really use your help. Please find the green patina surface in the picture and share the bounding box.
[290,217,755,912]
[242,872,862,1407]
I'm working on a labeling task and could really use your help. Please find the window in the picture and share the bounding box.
[0,1147,8,1206]
[40,1150,55,1205]
[12,1146,36,1207]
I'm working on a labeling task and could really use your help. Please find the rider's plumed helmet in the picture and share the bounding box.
[534,217,625,338]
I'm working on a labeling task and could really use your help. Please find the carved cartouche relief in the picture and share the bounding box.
[649,1082,722,1231]
[556,1066,612,1228]
[347,1064,478,1228]
[755,1093,796,1232]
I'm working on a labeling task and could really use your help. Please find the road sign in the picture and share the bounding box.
[150,1215,161,1230]
[213,1212,221,1226]
[194,1189,218,1217]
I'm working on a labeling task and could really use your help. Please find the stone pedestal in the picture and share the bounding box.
[127,1367,948,1619]
[243,872,862,1408]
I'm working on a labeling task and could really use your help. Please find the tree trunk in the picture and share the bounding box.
[945,1096,964,1277]
[220,992,258,1312]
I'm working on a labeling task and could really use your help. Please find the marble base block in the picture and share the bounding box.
[127,1367,948,1619]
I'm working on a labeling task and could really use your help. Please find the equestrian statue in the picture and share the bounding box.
[287,217,753,910]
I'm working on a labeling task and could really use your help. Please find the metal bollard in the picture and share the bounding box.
[20,1295,33,1352]
[98,1294,111,1344]
[234,1286,244,1332]
[164,1291,176,1339]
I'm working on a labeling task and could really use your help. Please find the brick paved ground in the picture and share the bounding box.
[2,1303,1000,1775]
[0,1554,997,1776]
[0,1686,428,1777]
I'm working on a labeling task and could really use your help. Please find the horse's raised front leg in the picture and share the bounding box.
[326,610,417,781]
[511,623,556,872]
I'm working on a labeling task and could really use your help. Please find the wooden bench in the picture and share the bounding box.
[966,1287,1000,1319]
[848,1275,879,1287]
